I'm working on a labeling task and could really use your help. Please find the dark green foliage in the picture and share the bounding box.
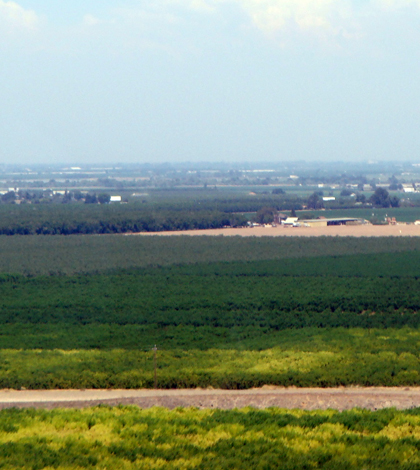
[271,188,285,194]
[255,206,276,224]
[84,193,98,204]
[1,253,420,330]
[0,203,247,235]
[370,188,400,208]
[97,193,111,204]
[147,190,304,213]
[307,192,324,209]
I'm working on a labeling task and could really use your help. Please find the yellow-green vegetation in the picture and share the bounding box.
[1,328,420,389]
[1,406,420,469]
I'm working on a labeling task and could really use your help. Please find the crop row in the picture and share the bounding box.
[0,406,420,469]
[0,328,419,389]
[1,265,420,329]
[0,234,420,275]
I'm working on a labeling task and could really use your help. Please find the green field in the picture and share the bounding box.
[3,255,420,330]
[0,246,420,389]
[1,406,420,469]
[0,234,420,275]
[0,235,419,389]
[0,328,420,389]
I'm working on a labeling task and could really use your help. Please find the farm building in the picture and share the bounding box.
[282,217,299,226]
[302,218,366,227]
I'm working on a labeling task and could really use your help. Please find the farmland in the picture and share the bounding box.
[0,244,420,389]
[0,233,420,275]
[1,328,420,389]
[1,163,420,468]
[0,406,420,469]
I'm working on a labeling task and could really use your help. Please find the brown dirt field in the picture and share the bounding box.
[1,387,420,411]
[132,224,420,238]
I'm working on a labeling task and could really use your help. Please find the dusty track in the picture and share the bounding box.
[134,224,420,238]
[1,387,420,411]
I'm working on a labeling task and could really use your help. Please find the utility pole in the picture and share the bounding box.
[153,345,157,389]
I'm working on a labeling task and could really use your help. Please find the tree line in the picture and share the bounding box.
[0,205,247,235]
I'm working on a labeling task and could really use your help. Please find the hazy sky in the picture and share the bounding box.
[1,0,420,164]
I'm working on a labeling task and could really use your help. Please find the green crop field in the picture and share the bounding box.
[0,234,419,275]
[0,217,419,468]
[0,246,420,389]
[0,328,420,389]
[0,234,419,389]
[1,406,420,469]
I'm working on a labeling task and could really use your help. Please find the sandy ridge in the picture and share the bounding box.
[1,387,420,411]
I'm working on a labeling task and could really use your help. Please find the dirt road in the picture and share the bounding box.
[134,224,420,238]
[1,387,420,411]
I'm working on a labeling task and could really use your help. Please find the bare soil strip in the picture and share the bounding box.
[1,388,420,411]
[133,224,420,238]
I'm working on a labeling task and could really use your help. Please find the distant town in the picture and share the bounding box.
[1,161,420,209]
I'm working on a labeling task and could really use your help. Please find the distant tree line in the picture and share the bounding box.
[0,204,248,235]
[306,187,400,210]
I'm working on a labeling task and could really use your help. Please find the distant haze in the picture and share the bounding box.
[2,1,420,164]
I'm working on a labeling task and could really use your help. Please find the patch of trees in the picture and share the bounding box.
[369,188,399,208]
[307,192,324,209]
[255,206,276,224]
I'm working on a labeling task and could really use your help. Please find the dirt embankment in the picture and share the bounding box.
[133,224,420,238]
[1,387,420,411]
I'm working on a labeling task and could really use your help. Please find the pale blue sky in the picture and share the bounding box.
[1,0,420,164]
